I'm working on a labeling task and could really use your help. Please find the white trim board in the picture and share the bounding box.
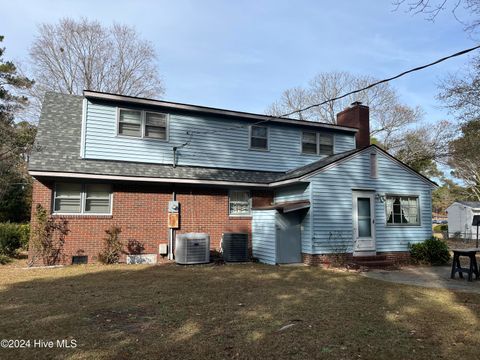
[80,98,87,158]
[30,171,272,188]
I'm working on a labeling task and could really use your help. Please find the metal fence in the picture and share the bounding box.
[445,231,480,243]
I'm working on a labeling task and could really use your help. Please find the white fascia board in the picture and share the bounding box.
[29,171,271,188]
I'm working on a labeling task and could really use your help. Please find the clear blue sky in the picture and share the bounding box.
[2,0,476,122]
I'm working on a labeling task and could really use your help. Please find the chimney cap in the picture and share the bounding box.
[350,101,363,107]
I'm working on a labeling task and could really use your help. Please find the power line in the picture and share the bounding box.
[184,44,480,140]
[281,44,480,118]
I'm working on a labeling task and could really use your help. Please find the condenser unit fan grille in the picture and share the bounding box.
[222,233,248,262]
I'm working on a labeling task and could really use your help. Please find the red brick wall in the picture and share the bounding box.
[29,179,273,265]
[302,252,411,267]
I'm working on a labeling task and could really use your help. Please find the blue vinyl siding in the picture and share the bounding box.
[252,210,277,264]
[84,101,356,172]
[304,149,433,254]
[274,183,312,254]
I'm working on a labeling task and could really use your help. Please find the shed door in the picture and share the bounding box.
[276,212,302,264]
[352,191,376,254]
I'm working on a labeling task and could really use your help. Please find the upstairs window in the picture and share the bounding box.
[229,190,251,216]
[145,112,167,140]
[54,182,112,214]
[386,195,420,226]
[301,131,317,154]
[301,131,334,155]
[319,133,334,155]
[250,125,268,150]
[118,109,142,137]
[117,108,169,140]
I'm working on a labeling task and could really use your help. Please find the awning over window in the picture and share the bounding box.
[253,200,310,213]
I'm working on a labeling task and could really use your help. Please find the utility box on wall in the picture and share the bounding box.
[168,213,179,228]
[168,201,179,213]
[168,201,180,228]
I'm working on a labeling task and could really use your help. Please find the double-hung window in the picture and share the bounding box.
[319,133,334,155]
[118,109,168,140]
[229,190,251,216]
[301,131,317,154]
[250,125,268,150]
[118,110,142,137]
[85,184,112,213]
[301,131,334,155]
[54,183,82,213]
[145,112,168,139]
[385,195,420,225]
[54,183,112,214]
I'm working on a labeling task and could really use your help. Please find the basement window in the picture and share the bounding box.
[249,125,269,150]
[229,190,251,216]
[54,183,112,215]
[386,195,420,226]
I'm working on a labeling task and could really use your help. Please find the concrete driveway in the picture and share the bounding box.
[361,265,480,293]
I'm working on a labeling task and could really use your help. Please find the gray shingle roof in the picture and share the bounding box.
[456,201,480,208]
[276,148,360,181]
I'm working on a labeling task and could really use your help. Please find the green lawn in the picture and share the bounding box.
[0,263,479,359]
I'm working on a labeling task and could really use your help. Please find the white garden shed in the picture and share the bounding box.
[446,201,480,239]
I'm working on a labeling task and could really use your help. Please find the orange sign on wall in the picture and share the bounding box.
[168,213,179,229]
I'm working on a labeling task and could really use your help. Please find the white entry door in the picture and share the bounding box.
[352,191,376,254]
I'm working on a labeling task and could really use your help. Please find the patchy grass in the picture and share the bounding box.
[0,264,479,359]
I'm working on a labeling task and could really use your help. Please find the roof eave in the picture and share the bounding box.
[83,90,359,133]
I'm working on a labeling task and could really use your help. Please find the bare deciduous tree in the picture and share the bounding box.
[266,71,422,150]
[393,0,480,33]
[266,71,455,176]
[30,18,165,102]
[438,57,480,122]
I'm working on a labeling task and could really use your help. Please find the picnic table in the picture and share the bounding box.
[450,248,480,282]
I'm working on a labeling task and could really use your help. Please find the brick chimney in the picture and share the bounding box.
[336,101,370,149]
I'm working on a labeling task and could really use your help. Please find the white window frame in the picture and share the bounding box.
[228,190,252,217]
[249,125,269,151]
[300,131,335,156]
[385,194,421,226]
[53,183,113,216]
[116,107,169,142]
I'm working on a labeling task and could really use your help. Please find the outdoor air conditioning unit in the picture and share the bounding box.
[222,233,249,262]
[175,233,210,265]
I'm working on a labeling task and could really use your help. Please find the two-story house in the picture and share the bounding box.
[28,91,436,265]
